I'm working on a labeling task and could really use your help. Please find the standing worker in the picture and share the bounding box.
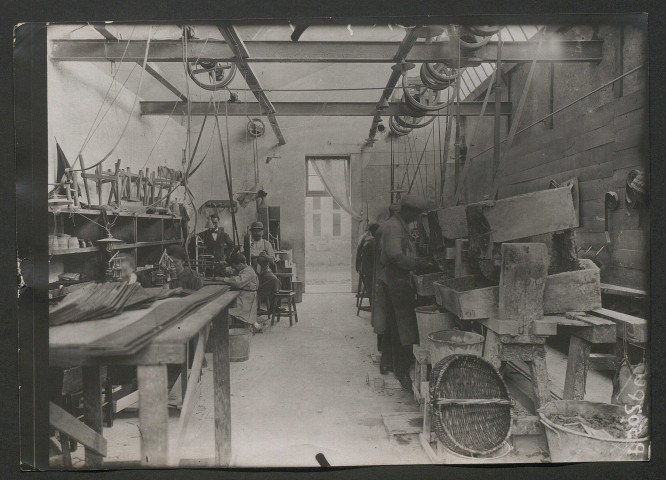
[201,214,235,274]
[377,196,435,391]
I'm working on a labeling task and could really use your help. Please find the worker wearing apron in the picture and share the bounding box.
[377,195,435,391]
[216,253,263,333]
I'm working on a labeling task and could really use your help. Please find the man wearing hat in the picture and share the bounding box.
[377,195,436,391]
[243,221,276,269]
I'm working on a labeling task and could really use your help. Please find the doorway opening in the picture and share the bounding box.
[304,156,352,293]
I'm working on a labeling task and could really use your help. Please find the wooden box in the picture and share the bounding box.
[435,260,602,320]
[434,276,499,320]
[412,272,450,297]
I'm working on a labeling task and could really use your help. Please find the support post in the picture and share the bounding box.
[563,335,591,400]
[81,366,103,467]
[137,365,169,466]
[211,308,232,465]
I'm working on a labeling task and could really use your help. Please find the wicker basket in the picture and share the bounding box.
[429,354,512,456]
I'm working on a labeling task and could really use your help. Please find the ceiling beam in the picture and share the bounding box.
[217,25,286,145]
[140,101,513,117]
[50,39,604,64]
[91,24,188,102]
[368,28,420,141]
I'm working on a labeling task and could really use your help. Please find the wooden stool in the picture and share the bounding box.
[271,291,299,327]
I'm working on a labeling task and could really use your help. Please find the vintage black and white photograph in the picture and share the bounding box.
[17,17,650,469]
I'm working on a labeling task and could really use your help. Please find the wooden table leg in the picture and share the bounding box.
[82,366,103,468]
[211,309,232,466]
[529,346,552,409]
[137,365,168,466]
[563,335,591,400]
[483,329,502,370]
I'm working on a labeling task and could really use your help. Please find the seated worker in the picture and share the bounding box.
[243,221,276,270]
[165,245,203,291]
[119,254,153,287]
[255,255,280,315]
[119,255,138,284]
[214,253,263,333]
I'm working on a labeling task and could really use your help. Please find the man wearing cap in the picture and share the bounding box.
[244,221,276,269]
[377,195,436,391]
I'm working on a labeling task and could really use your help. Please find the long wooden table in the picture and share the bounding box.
[49,288,240,468]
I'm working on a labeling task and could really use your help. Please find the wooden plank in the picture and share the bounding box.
[529,346,551,409]
[582,100,615,133]
[498,243,549,335]
[543,259,601,314]
[50,402,107,457]
[211,308,232,466]
[503,144,613,185]
[583,125,615,150]
[613,89,647,117]
[454,239,472,278]
[138,365,169,466]
[82,366,104,467]
[467,187,578,244]
[614,229,649,252]
[613,124,645,152]
[589,308,648,344]
[613,146,645,170]
[599,283,648,298]
[500,162,614,200]
[561,313,616,344]
[601,265,648,292]
[613,107,646,132]
[563,336,591,400]
[155,291,238,345]
[612,248,648,270]
[478,318,520,335]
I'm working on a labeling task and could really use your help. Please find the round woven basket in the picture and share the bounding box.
[429,354,512,456]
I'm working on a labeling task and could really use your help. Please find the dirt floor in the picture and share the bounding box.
[81,292,429,467]
[70,292,616,468]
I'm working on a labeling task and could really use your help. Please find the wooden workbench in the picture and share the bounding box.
[50,288,240,468]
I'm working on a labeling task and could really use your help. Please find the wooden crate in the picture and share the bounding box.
[412,272,450,297]
[435,260,603,320]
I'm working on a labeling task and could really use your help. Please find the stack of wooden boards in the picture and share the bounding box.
[49,282,156,326]
[65,286,227,357]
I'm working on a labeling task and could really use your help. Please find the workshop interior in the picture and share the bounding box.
[20,20,649,468]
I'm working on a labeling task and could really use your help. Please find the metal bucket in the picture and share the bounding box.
[415,305,457,345]
[229,328,251,362]
[427,329,484,366]
[538,400,649,462]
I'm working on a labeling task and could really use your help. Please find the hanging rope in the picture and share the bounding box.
[70,27,153,173]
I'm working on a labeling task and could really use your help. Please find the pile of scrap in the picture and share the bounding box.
[49,282,156,326]
[81,286,227,357]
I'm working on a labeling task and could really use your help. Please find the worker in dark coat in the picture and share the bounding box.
[201,214,234,263]
[377,195,436,391]
[166,245,203,291]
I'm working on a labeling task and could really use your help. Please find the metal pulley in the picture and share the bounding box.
[401,75,451,113]
[187,60,237,91]
[247,117,266,137]
[389,115,412,136]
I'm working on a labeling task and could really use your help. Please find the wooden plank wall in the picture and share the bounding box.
[495,89,648,290]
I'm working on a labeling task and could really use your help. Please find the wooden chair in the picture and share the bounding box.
[356,273,371,315]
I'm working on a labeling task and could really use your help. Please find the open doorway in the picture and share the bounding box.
[304,156,352,293]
